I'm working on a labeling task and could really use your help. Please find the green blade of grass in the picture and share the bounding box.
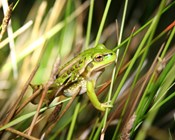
[135,54,175,140]
[0,98,71,131]
[67,101,81,140]
[85,0,94,49]
[94,0,112,46]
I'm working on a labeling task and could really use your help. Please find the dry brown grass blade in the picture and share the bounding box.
[126,43,175,123]
[45,0,66,31]
[101,74,145,134]
[27,54,61,136]
[30,1,47,40]
[0,3,13,42]
[111,43,164,127]
[15,86,43,115]
[0,65,39,139]
[43,92,79,138]
[106,43,175,133]
[102,45,162,131]
[120,114,136,140]
[15,115,45,139]
[119,51,163,136]
[27,83,51,135]
[40,103,63,136]
[0,21,33,49]
[0,65,39,125]
[5,127,39,140]
[126,43,165,120]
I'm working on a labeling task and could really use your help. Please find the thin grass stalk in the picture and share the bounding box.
[111,16,149,105]
[128,43,164,134]
[111,0,167,107]
[95,12,151,140]
[1,1,89,72]
[150,82,175,111]
[116,20,175,85]
[132,54,175,137]
[2,2,18,79]
[0,66,39,128]
[133,7,175,134]
[148,25,175,109]
[0,21,33,49]
[135,56,175,140]
[118,0,128,44]
[12,0,20,10]
[94,0,130,138]
[94,27,134,139]
[0,98,70,131]
[1,0,174,139]
[111,33,137,139]
[67,101,81,140]
[126,0,166,121]
[50,102,87,140]
[59,0,72,54]
[130,0,164,92]
[30,1,47,41]
[85,0,94,49]
[94,0,112,46]
[113,1,175,52]
[6,127,39,140]
[102,0,129,139]
[110,7,159,138]
[89,117,100,140]
[161,23,175,58]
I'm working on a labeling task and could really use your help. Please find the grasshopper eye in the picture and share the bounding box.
[94,54,103,62]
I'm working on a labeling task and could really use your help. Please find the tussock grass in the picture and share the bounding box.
[0,0,175,139]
